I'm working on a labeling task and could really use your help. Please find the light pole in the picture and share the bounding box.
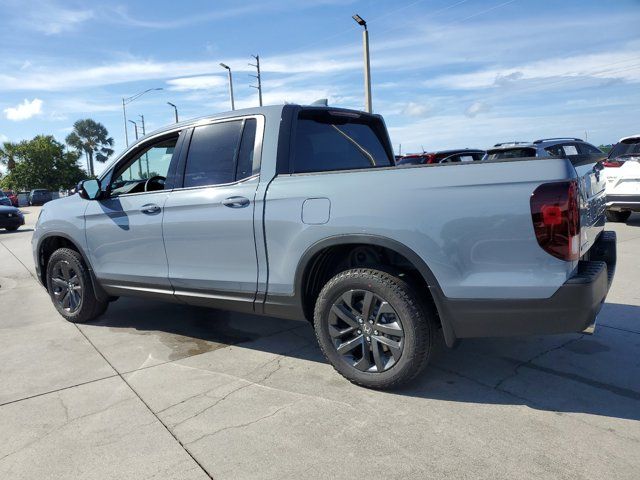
[121,87,162,146]
[167,102,179,123]
[352,14,372,113]
[219,63,235,111]
[249,55,263,107]
[128,120,139,140]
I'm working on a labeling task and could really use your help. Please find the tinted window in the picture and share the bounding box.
[184,121,243,187]
[293,114,392,173]
[609,139,640,159]
[235,119,258,180]
[396,155,423,165]
[579,143,603,155]
[545,145,565,157]
[486,148,536,160]
[110,136,178,195]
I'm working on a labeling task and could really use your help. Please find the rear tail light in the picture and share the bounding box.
[602,160,624,168]
[424,154,437,164]
[530,180,580,261]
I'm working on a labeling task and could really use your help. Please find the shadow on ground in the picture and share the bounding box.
[90,297,640,422]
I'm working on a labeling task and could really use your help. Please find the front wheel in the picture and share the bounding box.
[606,210,631,223]
[46,248,108,323]
[313,268,434,389]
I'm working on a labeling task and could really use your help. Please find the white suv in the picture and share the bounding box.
[603,134,640,222]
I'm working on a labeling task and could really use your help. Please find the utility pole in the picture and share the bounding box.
[139,115,146,136]
[121,87,162,147]
[167,102,179,123]
[128,120,139,140]
[219,63,235,110]
[249,54,263,107]
[352,14,372,113]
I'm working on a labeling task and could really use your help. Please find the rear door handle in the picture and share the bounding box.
[140,203,161,215]
[223,196,250,208]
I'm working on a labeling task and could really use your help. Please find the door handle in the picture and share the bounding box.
[140,203,161,215]
[222,196,250,208]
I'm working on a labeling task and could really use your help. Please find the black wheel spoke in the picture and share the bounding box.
[373,335,402,360]
[61,290,71,309]
[374,321,403,337]
[331,304,359,329]
[60,262,72,280]
[371,337,386,372]
[51,277,67,289]
[50,260,83,314]
[329,324,356,339]
[336,335,364,355]
[361,291,375,321]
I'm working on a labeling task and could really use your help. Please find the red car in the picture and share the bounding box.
[2,190,19,207]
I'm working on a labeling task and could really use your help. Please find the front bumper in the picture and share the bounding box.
[440,231,616,340]
[606,194,640,211]
[0,215,25,228]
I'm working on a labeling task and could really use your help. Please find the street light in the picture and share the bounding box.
[167,102,179,123]
[121,87,163,147]
[219,63,235,111]
[352,14,372,113]
[127,120,139,140]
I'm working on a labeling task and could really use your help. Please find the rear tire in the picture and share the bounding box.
[313,268,434,389]
[606,210,631,223]
[46,248,108,323]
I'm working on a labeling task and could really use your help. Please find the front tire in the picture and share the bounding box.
[313,268,434,389]
[46,248,108,323]
[606,210,631,223]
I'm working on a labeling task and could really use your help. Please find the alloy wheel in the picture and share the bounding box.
[50,260,83,313]
[328,289,405,373]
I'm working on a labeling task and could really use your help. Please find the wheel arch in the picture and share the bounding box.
[293,234,457,346]
[36,232,109,302]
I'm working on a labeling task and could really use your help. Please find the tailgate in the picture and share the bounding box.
[572,156,607,255]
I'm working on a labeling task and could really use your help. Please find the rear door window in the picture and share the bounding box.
[562,144,579,156]
[184,121,242,187]
[293,111,393,173]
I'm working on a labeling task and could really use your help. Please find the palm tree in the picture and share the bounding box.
[0,141,19,171]
[65,119,114,177]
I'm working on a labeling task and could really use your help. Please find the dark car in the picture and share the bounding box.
[0,205,24,231]
[484,138,603,161]
[29,189,53,206]
[396,149,486,166]
[0,191,12,207]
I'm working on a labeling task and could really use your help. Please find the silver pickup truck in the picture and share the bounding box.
[32,105,616,389]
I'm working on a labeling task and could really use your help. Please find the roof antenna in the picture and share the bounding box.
[311,98,328,106]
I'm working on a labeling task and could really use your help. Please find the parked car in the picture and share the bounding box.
[0,191,12,207]
[602,134,640,222]
[32,105,615,389]
[29,189,53,206]
[2,190,19,207]
[0,205,24,231]
[484,138,603,160]
[396,149,485,165]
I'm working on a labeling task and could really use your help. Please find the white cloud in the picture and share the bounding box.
[4,98,43,121]
[0,134,9,143]
[465,101,490,118]
[401,102,430,117]
[167,75,227,91]
[17,2,94,35]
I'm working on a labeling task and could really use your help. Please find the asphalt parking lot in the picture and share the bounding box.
[1,206,639,479]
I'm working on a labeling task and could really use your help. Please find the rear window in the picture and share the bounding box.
[396,155,423,165]
[486,148,536,160]
[293,111,393,173]
[609,139,640,159]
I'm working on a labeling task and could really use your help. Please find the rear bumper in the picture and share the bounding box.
[440,231,616,341]
[606,194,640,211]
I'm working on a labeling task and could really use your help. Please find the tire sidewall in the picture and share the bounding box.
[46,249,90,323]
[314,269,430,389]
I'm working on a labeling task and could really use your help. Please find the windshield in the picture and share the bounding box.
[609,139,640,159]
[486,147,536,160]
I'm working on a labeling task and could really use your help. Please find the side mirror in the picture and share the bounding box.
[78,179,102,200]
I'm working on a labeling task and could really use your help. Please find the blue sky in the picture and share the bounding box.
[1,0,639,174]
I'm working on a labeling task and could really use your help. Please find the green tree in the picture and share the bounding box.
[0,141,19,171]
[0,135,86,191]
[65,119,114,177]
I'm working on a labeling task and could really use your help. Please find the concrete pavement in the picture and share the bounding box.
[1,206,639,479]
